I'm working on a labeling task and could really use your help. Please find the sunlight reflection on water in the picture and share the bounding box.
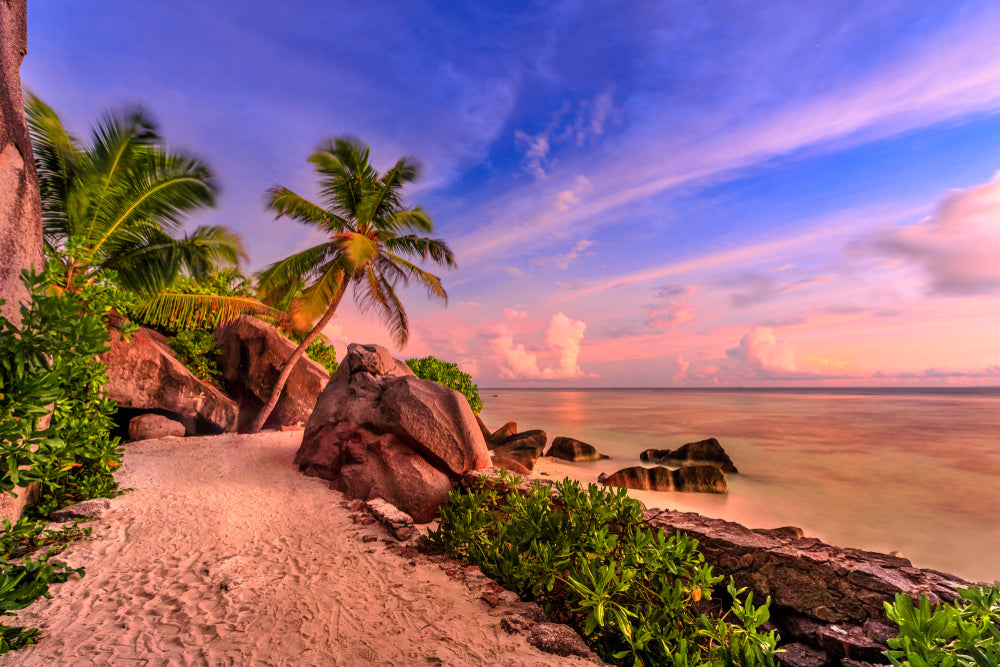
[480,388,1000,583]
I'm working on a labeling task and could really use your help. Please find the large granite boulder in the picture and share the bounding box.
[214,316,330,430]
[640,437,739,473]
[0,0,44,526]
[602,465,728,493]
[493,430,547,471]
[296,343,491,522]
[101,326,238,434]
[546,436,608,462]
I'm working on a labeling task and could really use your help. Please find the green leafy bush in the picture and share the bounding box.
[168,329,222,382]
[305,336,338,374]
[0,270,127,651]
[426,475,779,665]
[884,583,1000,666]
[405,356,483,414]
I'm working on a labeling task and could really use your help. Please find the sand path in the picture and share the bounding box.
[2,432,594,666]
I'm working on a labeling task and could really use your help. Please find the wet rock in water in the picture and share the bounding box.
[295,343,491,522]
[128,413,186,441]
[545,436,609,462]
[493,430,547,471]
[639,437,738,473]
[102,326,238,434]
[214,316,329,431]
[602,464,728,493]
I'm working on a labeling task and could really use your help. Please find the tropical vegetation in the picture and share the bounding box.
[427,474,780,666]
[26,94,274,328]
[0,270,127,651]
[250,136,456,431]
[884,584,1000,666]
[405,355,482,414]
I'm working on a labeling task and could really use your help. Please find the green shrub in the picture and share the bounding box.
[0,269,127,651]
[426,475,779,665]
[168,329,222,382]
[405,356,483,414]
[305,336,338,374]
[884,583,1000,666]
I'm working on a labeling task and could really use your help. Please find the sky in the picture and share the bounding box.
[21,1,1000,387]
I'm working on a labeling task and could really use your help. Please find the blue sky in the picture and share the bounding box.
[22,1,1000,386]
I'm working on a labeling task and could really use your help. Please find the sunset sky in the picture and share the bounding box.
[23,1,1000,386]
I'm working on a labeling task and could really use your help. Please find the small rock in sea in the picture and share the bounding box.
[602,465,728,493]
[640,437,739,473]
[51,498,112,522]
[545,436,609,462]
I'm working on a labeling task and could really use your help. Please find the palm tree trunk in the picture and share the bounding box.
[248,283,347,433]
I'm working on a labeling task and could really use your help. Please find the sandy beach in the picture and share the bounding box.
[1,432,596,667]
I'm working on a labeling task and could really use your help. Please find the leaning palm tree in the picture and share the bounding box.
[27,94,276,326]
[250,137,456,432]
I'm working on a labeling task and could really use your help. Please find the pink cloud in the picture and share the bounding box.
[503,308,528,320]
[869,171,1000,295]
[491,312,595,380]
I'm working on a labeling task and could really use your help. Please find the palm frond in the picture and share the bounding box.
[384,234,456,268]
[265,186,347,232]
[355,265,409,346]
[82,150,215,259]
[25,93,80,243]
[132,292,281,330]
[257,243,336,297]
[380,252,448,302]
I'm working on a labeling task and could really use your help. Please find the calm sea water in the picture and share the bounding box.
[479,388,1000,583]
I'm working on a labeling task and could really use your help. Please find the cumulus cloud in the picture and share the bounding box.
[491,312,594,379]
[725,326,799,375]
[869,171,1000,295]
[503,308,527,320]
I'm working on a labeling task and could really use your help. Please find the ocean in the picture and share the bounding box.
[478,387,1000,583]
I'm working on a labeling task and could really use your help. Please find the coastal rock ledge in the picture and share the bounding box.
[644,509,969,665]
[295,343,491,522]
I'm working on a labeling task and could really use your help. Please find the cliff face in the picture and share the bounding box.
[0,0,44,523]
[0,0,44,325]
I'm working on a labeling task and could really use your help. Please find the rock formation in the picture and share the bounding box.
[492,430,547,471]
[645,509,968,664]
[602,465,728,493]
[128,414,186,441]
[215,316,330,430]
[295,343,491,522]
[640,437,739,473]
[546,436,608,462]
[485,421,517,448]
[101,326,238,434]
[0,0,43,327]
[0,0,46,525]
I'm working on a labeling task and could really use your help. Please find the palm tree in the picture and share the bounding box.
[27,94,275,326]
[250,137,456,432]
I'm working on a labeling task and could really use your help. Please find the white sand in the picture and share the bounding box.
[1,432,596,667]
